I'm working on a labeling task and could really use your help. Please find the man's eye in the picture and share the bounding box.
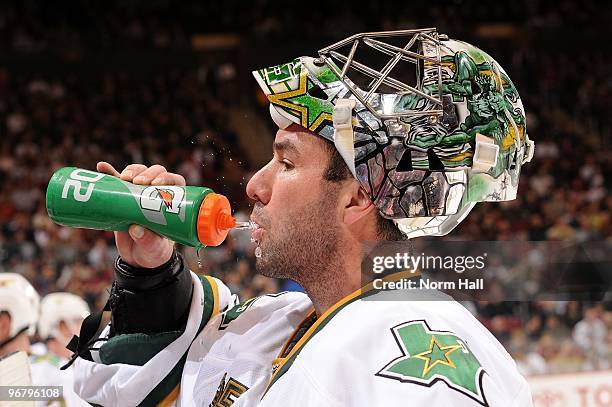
[279,160,294,170]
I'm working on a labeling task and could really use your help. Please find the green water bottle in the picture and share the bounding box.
[46,167,237,247]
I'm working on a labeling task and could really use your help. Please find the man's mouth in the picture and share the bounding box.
[251,227,264,243]
[250,217,264,243]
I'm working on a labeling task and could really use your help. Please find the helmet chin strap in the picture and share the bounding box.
[0,326,28,350]
[332,99,357,178]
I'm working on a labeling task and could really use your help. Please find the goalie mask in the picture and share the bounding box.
[253,28,534,238]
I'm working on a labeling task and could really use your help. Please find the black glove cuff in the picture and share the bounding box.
[115,251,182,291]
[110,251,193,334]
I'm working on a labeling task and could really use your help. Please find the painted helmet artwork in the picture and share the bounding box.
[253,28,535,238]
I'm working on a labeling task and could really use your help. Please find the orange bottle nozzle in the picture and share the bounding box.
[197,193,235,246]
[217,212,237,230]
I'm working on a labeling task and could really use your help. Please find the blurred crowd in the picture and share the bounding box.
[0,1,606,51]
[0,2,610,376]
[0,66,256,311]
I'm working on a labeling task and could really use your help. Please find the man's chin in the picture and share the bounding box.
[255,254,289,280]
[254,257,274,278]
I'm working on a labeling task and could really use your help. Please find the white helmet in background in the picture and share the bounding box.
[38,292,90,340]
[0,273,40,338]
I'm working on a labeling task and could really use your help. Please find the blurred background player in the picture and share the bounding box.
[31,292,90,406]
[0,273,39,358]
[0,273,87,406]
[36,292,90,360]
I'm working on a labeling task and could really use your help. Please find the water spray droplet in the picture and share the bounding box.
[196,246,205,269]
[254,246,262,258]
[234,220,257,230]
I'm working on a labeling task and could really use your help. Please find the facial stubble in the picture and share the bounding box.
[255,183,345,293]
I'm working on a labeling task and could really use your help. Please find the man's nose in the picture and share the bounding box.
[246,163,272,205]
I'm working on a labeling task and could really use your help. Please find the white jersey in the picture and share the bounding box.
[30,345,89,406]
[74,272,531,406]
[74,273,313,406]
[256,288,532,407]
[178,291,312,406]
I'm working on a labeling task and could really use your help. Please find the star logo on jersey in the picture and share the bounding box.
[413,335,461,376]
[376,320,488,406]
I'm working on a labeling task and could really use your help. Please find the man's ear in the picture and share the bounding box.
[342,181,376,226]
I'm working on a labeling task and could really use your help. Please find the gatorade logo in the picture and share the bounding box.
[156,188,175,210]
[140,186,185,216]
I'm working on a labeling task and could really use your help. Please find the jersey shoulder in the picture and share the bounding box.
[199,290,313,360]
[290,293,530,406]
[217,291,311,330]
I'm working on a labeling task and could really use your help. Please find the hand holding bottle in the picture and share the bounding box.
[96,162,185,268]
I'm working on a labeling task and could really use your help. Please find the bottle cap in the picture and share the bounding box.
[197,193,236,246]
